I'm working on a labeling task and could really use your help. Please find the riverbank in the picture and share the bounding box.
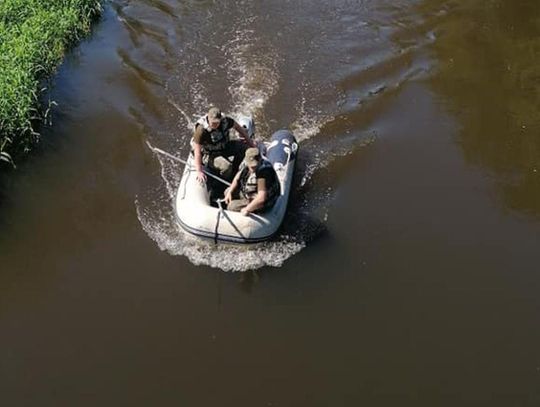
[0,0,102,167]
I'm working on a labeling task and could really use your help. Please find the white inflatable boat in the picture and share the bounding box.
[175,119,298,244]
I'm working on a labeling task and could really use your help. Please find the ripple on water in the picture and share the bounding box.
[136,206,307,272]
[136,17,327,271]
[134,0,425,271]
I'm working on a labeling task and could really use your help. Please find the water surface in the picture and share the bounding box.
[1,0,539,405]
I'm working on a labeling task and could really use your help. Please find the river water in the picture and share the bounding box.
[1,0,539,405]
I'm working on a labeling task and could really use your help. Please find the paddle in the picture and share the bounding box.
[145,141,232,187]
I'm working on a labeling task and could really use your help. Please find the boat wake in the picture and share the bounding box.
[135,23,333,271]
[133,0,418,271]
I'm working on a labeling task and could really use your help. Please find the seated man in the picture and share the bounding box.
[224,147,280,215]
[193,106,254,183]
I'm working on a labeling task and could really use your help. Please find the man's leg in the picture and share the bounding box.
[223,140,248,175]
[227,198,250,212]
[204,157,226,205]
[212,156,234,180]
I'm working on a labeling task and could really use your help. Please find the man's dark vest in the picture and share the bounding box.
[239,160,280,210]
[195,116,231,156]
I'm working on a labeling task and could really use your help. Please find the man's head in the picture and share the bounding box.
[244,147,261,170]
[207,107,222,128]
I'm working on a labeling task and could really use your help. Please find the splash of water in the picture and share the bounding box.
[136,198,307,272]
[136,18,326,271]
[132,0,431,271]
[226,28,280,119]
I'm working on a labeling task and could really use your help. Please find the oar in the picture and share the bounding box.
[145,141,231,187]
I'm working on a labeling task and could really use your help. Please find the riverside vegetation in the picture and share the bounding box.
[0,0,102,167]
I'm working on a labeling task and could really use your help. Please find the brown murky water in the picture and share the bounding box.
[1,0,539,405]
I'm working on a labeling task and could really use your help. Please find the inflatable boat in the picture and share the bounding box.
[175,118,298,244]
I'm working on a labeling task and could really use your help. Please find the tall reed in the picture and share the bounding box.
[0,0,102,167]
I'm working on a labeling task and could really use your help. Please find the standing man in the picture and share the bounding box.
[193,106,254,183]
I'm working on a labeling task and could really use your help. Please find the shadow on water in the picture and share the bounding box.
[419,0,540,218]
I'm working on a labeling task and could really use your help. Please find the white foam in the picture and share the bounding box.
[136,196,306,272]
[225,27,280,121]
[135,3,383,272]
[136,22,318,271]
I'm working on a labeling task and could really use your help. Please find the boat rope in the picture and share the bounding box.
[214,199,225,244]
[145,141,231,187]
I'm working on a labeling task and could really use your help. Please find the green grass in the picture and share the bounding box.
[0,0,102,166]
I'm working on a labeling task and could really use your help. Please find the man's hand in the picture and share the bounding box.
[240,207,249,216]
[196,170,207,183]
[224,188,232,204]
[233,121,255,146]
[193,142,206,183]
